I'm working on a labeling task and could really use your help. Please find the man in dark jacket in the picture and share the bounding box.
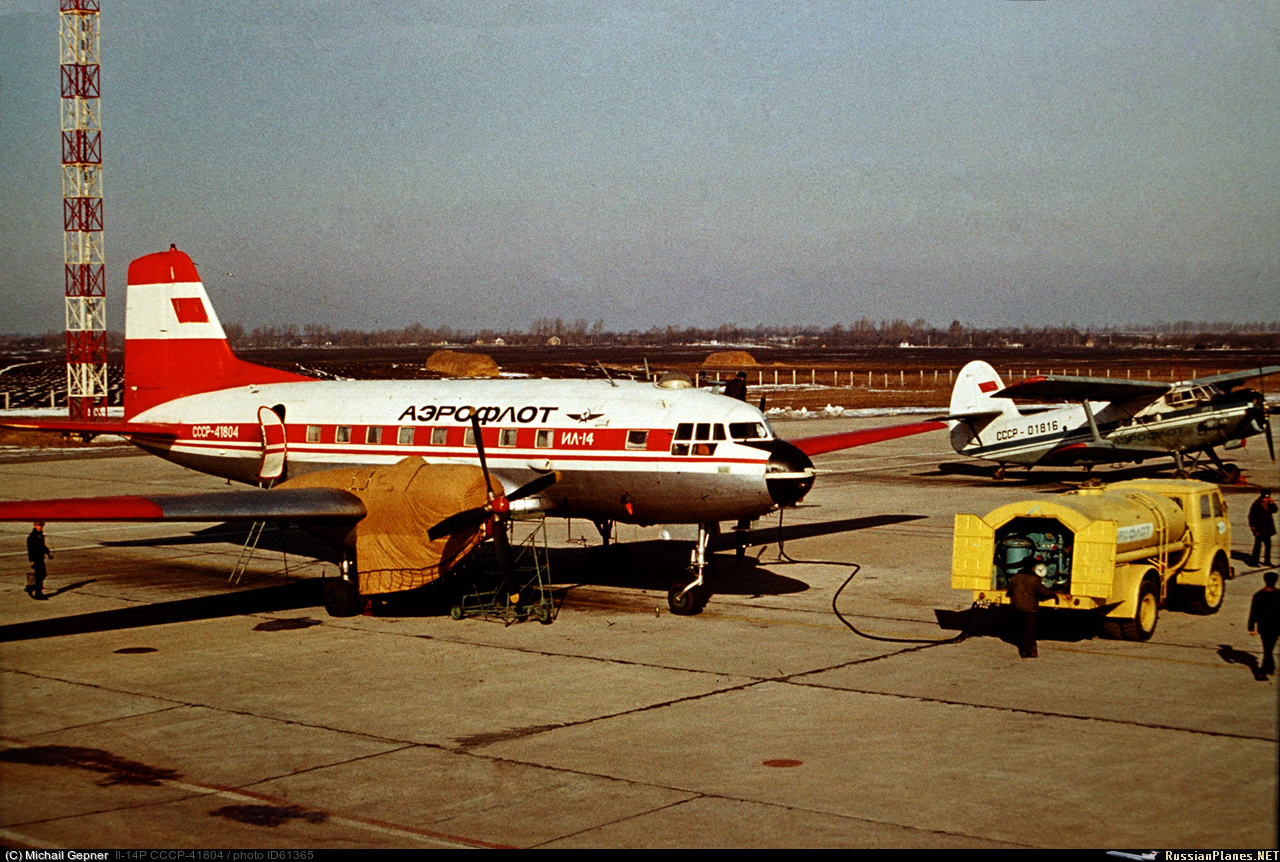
[26,521,52,601]
[1007,566,1057,658]
[1248,490,1277,567]
[723,371,748,402]
[1248,571,1280,678]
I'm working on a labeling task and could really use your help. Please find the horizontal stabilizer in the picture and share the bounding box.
[790,419,945,456]
[938,408,1006,422]
[0,418,177,439]
[0,488,366,523]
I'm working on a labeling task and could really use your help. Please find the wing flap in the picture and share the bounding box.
[0,488,366,522]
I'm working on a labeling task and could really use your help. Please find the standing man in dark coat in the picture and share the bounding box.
[26,521,52,601]
[1248,571,1280,678]
[1007,566,1057,658]
[1248,490,1277,567]
[723,371,748,402]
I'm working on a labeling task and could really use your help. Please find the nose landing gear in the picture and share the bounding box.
[668,521,714,615]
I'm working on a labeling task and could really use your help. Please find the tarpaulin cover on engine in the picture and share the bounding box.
[281,457,497,594]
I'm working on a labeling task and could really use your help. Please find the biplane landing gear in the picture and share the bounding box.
[668,522,714,615]
[992,465,1007,481]
[323,561,361,618]
[1204,448,1241,484]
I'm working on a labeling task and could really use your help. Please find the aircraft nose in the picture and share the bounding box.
[765,440,815,507]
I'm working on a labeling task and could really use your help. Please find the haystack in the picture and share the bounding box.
[425,349,499,378]
[702,350,757,367]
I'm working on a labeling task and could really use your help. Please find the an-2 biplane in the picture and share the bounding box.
[1,246,943,617]
[946,360,1277,481]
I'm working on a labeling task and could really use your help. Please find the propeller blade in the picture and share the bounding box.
[507,471,559,502]
[470,413,494,502]
[427,506,489,541]
[1267,415,1275,461]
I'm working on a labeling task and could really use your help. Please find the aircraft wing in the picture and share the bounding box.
[1038,441,1171,466]
[0,488,366,522]
[1190,366,1280,391]
[994,375,1169,403]
[789,419,945,456]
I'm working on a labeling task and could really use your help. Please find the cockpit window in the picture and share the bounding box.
[674,423,693,441]
[729,422,766,440]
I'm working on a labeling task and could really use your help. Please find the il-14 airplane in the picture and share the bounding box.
[946,360,1278,481]
[1,246,943,617]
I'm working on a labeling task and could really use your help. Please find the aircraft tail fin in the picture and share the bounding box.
[948,360,1020,422]
[124,246,312,419]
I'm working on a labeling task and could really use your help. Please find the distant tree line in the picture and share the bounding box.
[2,320,1278,354]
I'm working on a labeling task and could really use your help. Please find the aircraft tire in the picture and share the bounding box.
[1120,578,1159,641]
[323,578,361,618]
[667,583,707,616]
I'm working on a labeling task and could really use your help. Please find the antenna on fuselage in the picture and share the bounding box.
[597,361,617,387]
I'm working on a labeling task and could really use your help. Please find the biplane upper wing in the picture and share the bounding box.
[994,375,1170,403]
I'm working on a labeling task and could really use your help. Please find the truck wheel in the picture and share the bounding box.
[1120,579,1159,641]
[1186,559,1226,615]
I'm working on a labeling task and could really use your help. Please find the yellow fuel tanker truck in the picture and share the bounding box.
[952,479,1231,640]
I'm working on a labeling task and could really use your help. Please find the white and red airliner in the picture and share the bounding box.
[1,246,942,616]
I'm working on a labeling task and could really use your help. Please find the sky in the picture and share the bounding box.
[1,1,1278,335]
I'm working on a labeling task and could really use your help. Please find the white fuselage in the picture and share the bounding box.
[131,378,806,524]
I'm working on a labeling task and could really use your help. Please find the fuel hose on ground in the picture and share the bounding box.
[764,507,977,645]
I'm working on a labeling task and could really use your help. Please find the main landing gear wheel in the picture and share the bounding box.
[667,583,708,615]
[323,578,361,617]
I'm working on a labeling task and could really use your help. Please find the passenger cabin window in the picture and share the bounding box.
[464,428,476,447]
[397,427,414,445]
[306,425,321,443]
[431,427,448,445]
[626,430,648,450]
[336,426,351,443]
[366,426,382,444]
[499,429,518,447]
[535,429,553,449]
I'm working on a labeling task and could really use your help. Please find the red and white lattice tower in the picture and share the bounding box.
[60,0,107,421]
